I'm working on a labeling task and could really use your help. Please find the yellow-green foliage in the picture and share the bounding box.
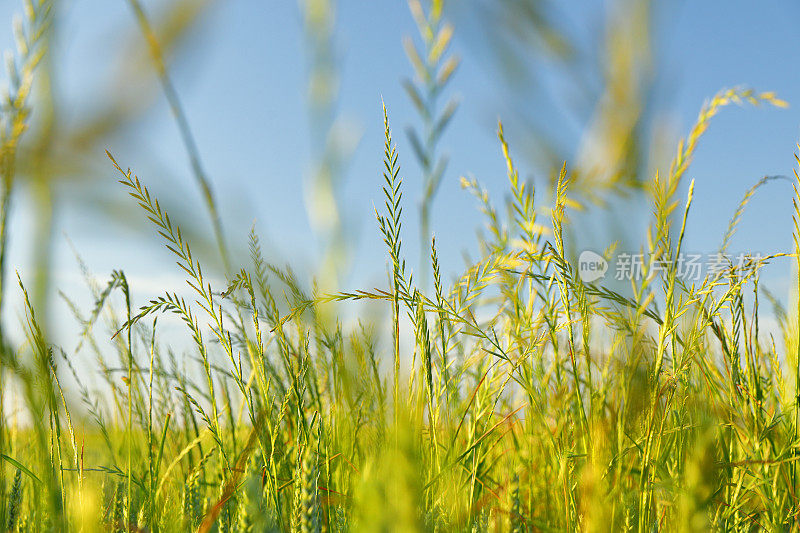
[2,87,799,533]
[2,0,800,532]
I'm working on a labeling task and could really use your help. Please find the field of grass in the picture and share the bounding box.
[3,1,800,532]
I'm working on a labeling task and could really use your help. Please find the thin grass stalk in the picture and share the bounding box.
[792,150,800,498]
[125,0,230,272]
[404,0,459,288]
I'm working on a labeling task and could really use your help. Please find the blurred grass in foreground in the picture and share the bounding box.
[2,0,800,532]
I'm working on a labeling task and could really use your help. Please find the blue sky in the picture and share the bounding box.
[2,0,800,345]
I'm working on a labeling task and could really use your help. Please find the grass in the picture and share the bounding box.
[1,1,800,532]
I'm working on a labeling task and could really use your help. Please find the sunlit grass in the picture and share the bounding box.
[1,0,799,532]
